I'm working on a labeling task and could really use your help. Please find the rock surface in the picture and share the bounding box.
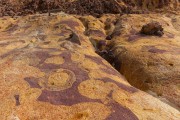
[0,13,180,120]
[75,12,180,110]
[102,13,180,109]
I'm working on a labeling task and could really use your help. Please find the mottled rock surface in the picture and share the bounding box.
[75,12,180,110]
[101,13,180,109]
[0,13,179,120]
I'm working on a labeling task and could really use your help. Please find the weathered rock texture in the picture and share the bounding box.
[0,13,179,119]
[74,11,180,110]
[101,13,180,109]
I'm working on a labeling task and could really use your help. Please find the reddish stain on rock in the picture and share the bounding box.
[26,51,92,105]
[127,31,175,42]
[126,33,149,42]
[125,28,155,42]
[24,49,59,67]
[39,63,60,70]
[141,45,166,54]
[148,46,167,54]
[128,35,142,42]
[106,102,138,120]
[105,88,138,120]
[14,95,20,106]
[38,88,99,106]
[59,20,80,30]
[87,30,106,37]
[34,51,51,65]
[85,55,125,79]
[0,49,21,59]
[37,51,99,104]
[98,77,138,93]
[21,50,137,119]
[24,77,42,88]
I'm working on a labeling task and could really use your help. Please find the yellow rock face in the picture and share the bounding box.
[0,13,179,120]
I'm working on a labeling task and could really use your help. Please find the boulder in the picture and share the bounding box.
[140,22,164,36]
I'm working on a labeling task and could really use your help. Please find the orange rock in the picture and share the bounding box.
[0,13,179,120]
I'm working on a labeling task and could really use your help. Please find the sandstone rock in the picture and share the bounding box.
[0,13,179,120]
[102,13,180,109]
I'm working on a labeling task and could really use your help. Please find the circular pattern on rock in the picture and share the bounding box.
[71,52,85,63]
[78,79,113,99]
[48,72,68,86]
[39,69,76,91]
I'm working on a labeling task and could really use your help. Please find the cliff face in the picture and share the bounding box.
[0,13,179,120]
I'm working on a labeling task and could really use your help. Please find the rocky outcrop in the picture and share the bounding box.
[76,12,180,110]
[0,13,179,119]
[101,13,180,109]
[0,0,179,17]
